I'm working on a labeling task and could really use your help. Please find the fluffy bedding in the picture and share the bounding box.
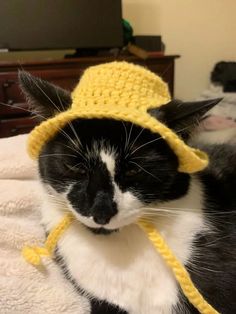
[0,134,89,314]
[0,127,235,313]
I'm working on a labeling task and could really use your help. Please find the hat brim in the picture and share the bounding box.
[28,108,208,174]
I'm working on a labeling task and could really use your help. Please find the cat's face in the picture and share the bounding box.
[19,71,220,234]
[39,119,185,233]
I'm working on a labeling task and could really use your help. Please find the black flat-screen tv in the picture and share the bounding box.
[0,0,123,51]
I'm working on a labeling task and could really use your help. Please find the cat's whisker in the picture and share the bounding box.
[129,136,162,157]
[140,216,166,222]
[142,211,169,216]
[60,143,88,163]
[129,161,161,182]
[141,212,177,220]
[55,89,82,148]
[145,206,236,217]
[128,127,145,152]
[30,82,81,151]
[138,215,169,224]
[39,153,78,158]
[142,208,236,228]
[65,162,88,173]
[48,200,68,207]
[58,128,81,152]
[186,260,222,275]
[42,179,69,186]
[199,234,231,248]
[142,206,201,213]
[142,209,190,219]
[46,201,68,208]
[1,103,81,157]
[175,124,193,135]
[33,79,62,113]
[146,211,178,217]
[143,207,187,214]
[206,217,236,227]
[46,193,67,199]
[130,156,152,161]
[48,196,69,202]
[55,88,65,109]
[122,122,129,153]
[60,143,81,154]
[68,122,82,147]
[125,123,134,153]
[50,204,71,211]
[30,87,76,148]
[0,101,46,120]
[128,124,192,158]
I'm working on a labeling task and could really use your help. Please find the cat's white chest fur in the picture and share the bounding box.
[41,179,205,314]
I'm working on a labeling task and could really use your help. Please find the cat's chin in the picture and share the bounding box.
[86,226,119,235]
[72,212,122,234]
[69,207,140,233]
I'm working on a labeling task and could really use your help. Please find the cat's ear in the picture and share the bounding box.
[148,98,222,138]
[18,71,72,120]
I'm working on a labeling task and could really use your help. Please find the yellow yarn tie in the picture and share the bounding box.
[22,213,74,265]
[138,220,219,314]
[22,214,219,313]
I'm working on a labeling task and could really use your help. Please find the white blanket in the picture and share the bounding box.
[1,129,234,313]
[0,134,89,314]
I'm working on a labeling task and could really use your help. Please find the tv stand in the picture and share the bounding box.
[0,54,179,137]
[65,48,120,58]
[65,48,101,58]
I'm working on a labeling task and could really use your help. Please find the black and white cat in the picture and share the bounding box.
[19,71,236,314]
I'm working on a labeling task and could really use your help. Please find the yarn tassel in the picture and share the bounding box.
[22,213,74,265]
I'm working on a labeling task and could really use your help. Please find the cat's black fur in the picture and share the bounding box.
[180,144,236,314]
[19,71,236,314]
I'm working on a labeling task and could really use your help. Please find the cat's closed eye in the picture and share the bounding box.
[63,162,87,177]
[125,167,142,177]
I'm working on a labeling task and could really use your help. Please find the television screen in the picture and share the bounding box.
[0,0,123,51]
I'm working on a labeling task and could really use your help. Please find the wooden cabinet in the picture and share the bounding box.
[0,55,179,137]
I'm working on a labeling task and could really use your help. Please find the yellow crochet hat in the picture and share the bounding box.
[27,61,208,173]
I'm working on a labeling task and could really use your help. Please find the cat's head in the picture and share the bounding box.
[19,71,221,234]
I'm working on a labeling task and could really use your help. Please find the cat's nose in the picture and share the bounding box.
[90,191,117,225]
[93,215,111,225]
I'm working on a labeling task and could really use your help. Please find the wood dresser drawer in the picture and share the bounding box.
[0,74,24,106]
[0,69,83,117]
[0,116,38,137]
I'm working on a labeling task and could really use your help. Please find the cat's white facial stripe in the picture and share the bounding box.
[100,150,115,177]
[47,148,142,230]
[98,149,143,229]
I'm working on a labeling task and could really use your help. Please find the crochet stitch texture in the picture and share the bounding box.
[27,61,208,173]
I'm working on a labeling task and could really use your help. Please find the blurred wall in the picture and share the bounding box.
[123,0,236,99]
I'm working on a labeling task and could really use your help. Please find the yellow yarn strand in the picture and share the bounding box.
[138,220,219,314]
[22,214,219,314]
[22,213,74,265]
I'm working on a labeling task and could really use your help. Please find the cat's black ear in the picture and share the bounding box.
[18,71,72,120]
[148,98,222,138]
